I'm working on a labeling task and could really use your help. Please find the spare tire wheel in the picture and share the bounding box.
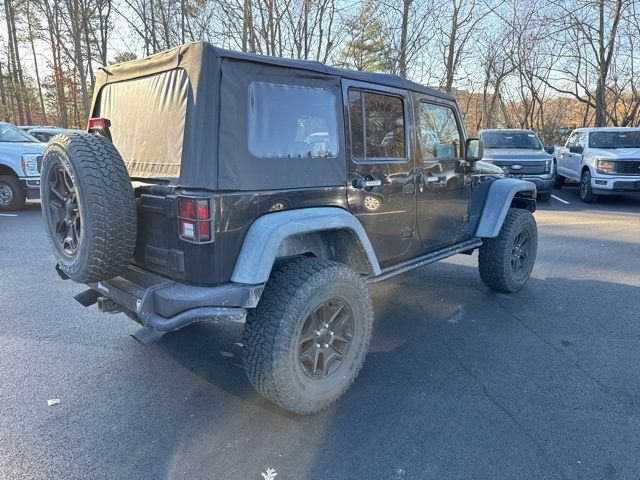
[40,133,136,283]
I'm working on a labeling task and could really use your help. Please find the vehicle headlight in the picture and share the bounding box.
[21,154,40,176]
[545,160,552,173]
[596,159,615,174]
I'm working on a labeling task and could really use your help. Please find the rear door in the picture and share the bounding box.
[343,81,416,263]
[414,96,471,250]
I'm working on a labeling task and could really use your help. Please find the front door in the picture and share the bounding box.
[414,97,471,250]
[559,131,586,181]
[344,82,416,263]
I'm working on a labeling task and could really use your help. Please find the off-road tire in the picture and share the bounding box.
[40,133,136,283]
[478,208,538,293]
[243,256,374,414]
[537,191,551,202]
[553,173,565,190]
[579,169,598,203]
[0,175,26,211]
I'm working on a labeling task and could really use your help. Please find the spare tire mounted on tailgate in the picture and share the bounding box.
[40,133,136,283]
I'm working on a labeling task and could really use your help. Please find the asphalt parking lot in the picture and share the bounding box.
[1,187,639,480]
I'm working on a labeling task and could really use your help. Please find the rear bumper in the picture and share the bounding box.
[83,266,263,332]
[19,177,41,199]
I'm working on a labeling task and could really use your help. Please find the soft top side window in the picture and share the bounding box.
[348,89,407,161]
[248,82,339,159]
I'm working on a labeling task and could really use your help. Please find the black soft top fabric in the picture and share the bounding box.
[91,41,453,190]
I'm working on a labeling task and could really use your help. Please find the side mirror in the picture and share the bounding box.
[569,145,583,154]
[544,145,555,155]
[465,138,483,162]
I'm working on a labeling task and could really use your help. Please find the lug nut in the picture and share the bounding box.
[323,343,329,348]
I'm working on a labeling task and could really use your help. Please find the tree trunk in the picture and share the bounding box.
[398,0,411,77]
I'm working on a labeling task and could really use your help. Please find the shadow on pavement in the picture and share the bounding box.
[149,260,640,479]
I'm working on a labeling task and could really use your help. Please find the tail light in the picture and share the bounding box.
[87,117,111,130]
[87,117,112,140]
[178,196,213,243]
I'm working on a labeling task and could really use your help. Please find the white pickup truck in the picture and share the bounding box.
[555,127,640,202]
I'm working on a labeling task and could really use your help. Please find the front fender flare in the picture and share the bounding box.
[231,207,381,285]
[475,178,536,238]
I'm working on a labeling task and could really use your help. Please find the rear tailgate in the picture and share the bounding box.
[132,185,218,285]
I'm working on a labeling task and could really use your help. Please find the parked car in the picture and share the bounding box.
[479,129,555,201]
[0,122,45,211]
[40,42,539,414]
[555,127,640,202]
[20,126,83,143]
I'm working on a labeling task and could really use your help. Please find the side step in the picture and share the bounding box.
[369,238,482,284]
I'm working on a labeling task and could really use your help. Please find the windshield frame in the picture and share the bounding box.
[588,131,640,149]
[481,131,542,150]
[0,123,39,143]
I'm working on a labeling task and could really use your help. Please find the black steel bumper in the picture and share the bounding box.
[77,266,263,332]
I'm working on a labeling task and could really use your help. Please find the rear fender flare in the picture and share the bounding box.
[231,207,381,285]
[475,178,537,238]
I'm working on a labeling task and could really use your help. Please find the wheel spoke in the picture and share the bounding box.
[324,350,342,371]
[50,186,65,202]
[327,302,345,326]
[312,348,322,375]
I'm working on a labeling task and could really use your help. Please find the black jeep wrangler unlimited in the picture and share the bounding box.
[41,42,538,414]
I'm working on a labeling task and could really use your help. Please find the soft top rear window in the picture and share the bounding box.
[247,82,339,159]
[97,68,189,179]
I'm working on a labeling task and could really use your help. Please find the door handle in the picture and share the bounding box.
[352,176,382,190]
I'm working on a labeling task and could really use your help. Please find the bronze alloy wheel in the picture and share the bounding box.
[298,298,354,379]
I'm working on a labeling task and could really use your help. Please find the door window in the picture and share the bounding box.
[574,132,587,149]
[348,89,407,160]
[565,132,579,147]
[418,102,461,159]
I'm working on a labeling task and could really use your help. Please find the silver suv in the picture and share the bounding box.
[555,127,640,202]
[479,129,555,202]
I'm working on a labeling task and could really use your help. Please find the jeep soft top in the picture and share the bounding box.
[41,41,538,414]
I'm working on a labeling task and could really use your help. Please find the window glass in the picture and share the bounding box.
[349,89,406,160]
[565,132,579,147]
[480,131,541,150]
[0,123,37,143]
[575,132,587,148]
[418,102,461,159]
[589,130,640,148]
[248,82,338,159]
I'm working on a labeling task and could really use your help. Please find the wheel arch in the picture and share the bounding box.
[0,163,20,177]
[474,178,537,238]
[231,207,381,285]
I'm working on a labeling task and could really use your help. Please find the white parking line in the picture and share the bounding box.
[551,194,570,205]
[0,213,18,217]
